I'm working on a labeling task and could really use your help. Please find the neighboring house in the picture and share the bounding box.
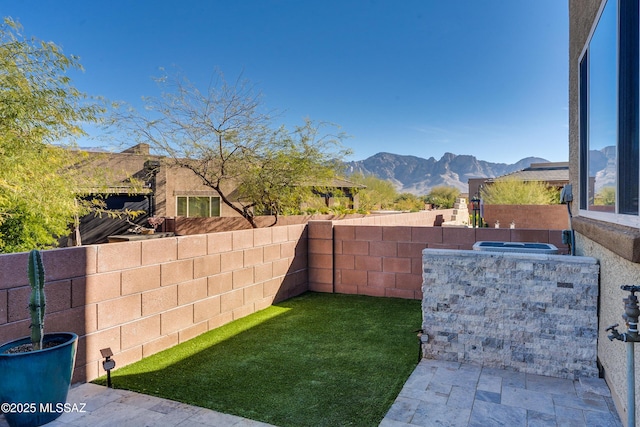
[467,162,569,199]
[73,143,362,243]
[570,0,640,423]
[73,143,232,244]
[463,162,569,230]
[78,143,237,220]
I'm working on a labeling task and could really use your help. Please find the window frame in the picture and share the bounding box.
[176,195,221,217]
[578,0,640,228]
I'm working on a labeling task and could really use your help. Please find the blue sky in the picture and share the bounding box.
[3,1,568,164]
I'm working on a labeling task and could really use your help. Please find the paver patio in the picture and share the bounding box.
[380,359,623,427]
[0,358,623,426]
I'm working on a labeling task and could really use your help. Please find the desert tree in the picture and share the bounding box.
[0,18,102,252]
[394,193,424,212]
[425,186,460,209]
[348,172,398,212]
[481,178,560,205]
[114,70,350,227]
[594,186,615,206]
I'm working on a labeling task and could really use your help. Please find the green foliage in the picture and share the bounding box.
[348,172,398,211]
[426,186,460,209]
[237,120,345,219]
[394,193,424,212]
[0,146,80,252]
[469,211,485,228]
[594,186,615,205]
[481,178,560,205]
[300,198,331,215]
[28,249,46,350]
[94,293,421,427]
[0,18,101,252]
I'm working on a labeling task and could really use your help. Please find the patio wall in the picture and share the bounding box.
[170,209,454,235]
[0,209,568,384]
[170,213,371,234]
[481,204,569,230]
[421,249,599,380]
[309,221,568,300]
[0,225,308,383]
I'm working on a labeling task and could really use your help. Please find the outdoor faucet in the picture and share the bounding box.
[607,324,624,341]
[608,285,640,343]
[609,285,640,427]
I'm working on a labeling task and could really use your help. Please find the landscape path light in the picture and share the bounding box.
[100,348,116,388]
[470,196,481,228]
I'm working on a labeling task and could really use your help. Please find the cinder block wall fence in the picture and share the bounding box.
[0,226,308,383]
[309,221,568,300]
[0,210,567,383]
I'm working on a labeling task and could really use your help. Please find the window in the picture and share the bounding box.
[176,196,221,217]
[579,0,639,225]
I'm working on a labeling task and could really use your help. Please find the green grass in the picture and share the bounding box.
[93,292,422,426]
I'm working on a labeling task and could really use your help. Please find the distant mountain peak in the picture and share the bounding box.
[345,152,550,195]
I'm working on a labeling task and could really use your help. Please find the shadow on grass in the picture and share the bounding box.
[93,292,422,427]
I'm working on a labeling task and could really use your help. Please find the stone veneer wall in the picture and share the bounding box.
[421,249,600,380]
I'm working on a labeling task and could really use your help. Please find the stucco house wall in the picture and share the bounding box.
[163,166,242,218]
[575,234,640,420]
[569,1,640,424]
[80,145,237,219]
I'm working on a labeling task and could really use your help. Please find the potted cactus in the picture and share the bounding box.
[0,250,78,427]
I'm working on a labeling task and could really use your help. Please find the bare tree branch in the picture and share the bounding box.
[110,69,350,228]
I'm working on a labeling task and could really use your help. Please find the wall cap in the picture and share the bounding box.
[573,216,640,263]
[422,248,598,264]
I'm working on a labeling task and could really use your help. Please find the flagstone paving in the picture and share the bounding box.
[380,359,623,427]
[0,359,624,426]
[0,382,275,427]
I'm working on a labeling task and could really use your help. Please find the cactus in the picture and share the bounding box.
[27,249,46,350]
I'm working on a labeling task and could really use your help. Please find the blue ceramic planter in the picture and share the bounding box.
[0,333,78,427]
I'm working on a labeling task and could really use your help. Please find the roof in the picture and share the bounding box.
[329,177,366,189]
[489,162,569,183]
[72,145,163,195]
[82,186,153,195]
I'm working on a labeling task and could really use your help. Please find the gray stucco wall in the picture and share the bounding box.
[576,233,640,425]
[569,1,640,423]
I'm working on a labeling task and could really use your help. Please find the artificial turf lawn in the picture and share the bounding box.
[93,292,422,426]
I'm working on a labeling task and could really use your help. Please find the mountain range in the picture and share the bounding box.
[344,152,550,195]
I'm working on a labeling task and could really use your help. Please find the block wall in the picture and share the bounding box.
[306,210,458,298]
[335,210,455,226]
[309,221,568,301]
[421,249,600,380]
[481,204,570,230]
[172,210,455,235]
[0,224,307,383]
[0,209,572,386]
[332,225,427,299]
